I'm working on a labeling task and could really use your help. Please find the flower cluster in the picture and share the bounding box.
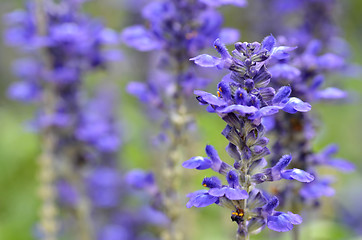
[183,36,314,238]
[92,169,168,240]
[5,0,119,112]
[259,0,355,210]
[123,0,245,105]
[122,1,247,238]
[4,1,163,240]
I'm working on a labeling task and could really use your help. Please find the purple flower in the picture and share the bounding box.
[300,177,335,200]
[313,144,355,172]
[87,168,122,208]
[208,187,248,200]
[267,212,302,232]
[186,34,313,238]
[125,170,156,191]
[121,25,160,52]
[186,190,219,208]
[97,225,130,240]
[56,180,78,206]
[182,156,212,170]
[252,155,314,183]
[200,173,249,201]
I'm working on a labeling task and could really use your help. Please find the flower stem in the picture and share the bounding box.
[292,225,300,240]
[35,1,58,239]
[161,54,189,240]
[35,1,94,239]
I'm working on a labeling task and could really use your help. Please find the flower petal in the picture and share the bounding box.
[316,87,347,100]
[224,187,248,200]
[281,169,315,183]
[182,156,212,170]
[328,159,355,172]
[121,25,160,51]
[208,187,227,197]
[282,97,311,113]
[262,35,276,52]
[271,46,297,60]
[190,54,221,67]
[194,90,226,106]
[187,190,218,208]
[219,105,258,115]
[219,28,240,44]
[267,212,301,232]
[273,86,291,104]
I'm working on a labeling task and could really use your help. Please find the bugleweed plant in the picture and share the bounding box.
[121,0,246,239]
[258,0,355,235]
[183,36,315,239]
[4,1,165,240]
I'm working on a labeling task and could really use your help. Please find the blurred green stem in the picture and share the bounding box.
[35,1,94,239]
[35,1,58,239]
[292,226,300,240]
[161,50,192,240]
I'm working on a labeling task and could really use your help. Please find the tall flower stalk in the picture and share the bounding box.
[183,36,314,239]
[246,1,356,239]
[121,0,246,239]
[4,0,120,239]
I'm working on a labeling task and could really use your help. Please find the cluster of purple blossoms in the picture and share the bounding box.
[183,36,315,239]
[4,0,120,123]
[123,0,246,111]
[5,1,165,240]
[91,168,168,240]
[257,0,356,212]
[266,38,354,208]
[121,1,247,238]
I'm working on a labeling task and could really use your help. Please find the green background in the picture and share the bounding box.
[0,0,361,239]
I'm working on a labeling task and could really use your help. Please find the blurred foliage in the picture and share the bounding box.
[0,0,361,239]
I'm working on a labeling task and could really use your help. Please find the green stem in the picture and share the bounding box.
[292,225,300,240]
[161,54,189,240]
[35,1,94,239]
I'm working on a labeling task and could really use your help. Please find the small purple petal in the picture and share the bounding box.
[205,145,223,172]
[300,178,335,199]
[269,64,301,81]
[250,106,280,121]
[125,169,155,189]
[194,90,226,106]
[202,176,222,188]
[219,105,258,115]
[262,35,276,52]
[121,25,160,51]
[190,54,221,68]
[281,169,315,183]
[182,156,212,170]
[271,46,297,60]
[224,188,248,200]
[186,189,208,198]
[208,187,227,197]
[328,159,355,172]
[318,53,344,70]
[283,97,311,114]
[187,190,218,208]
[263,196,279,213]
[273,86,291,104]
[219,28,240,44]
[316,87,348,100]
[286,212,303,225]
[98,225,130,240]
[99,28,119,45]
[199,0,247,7]
[273,155,292,171]
[267,212,301,232]
[7,81,39,102]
